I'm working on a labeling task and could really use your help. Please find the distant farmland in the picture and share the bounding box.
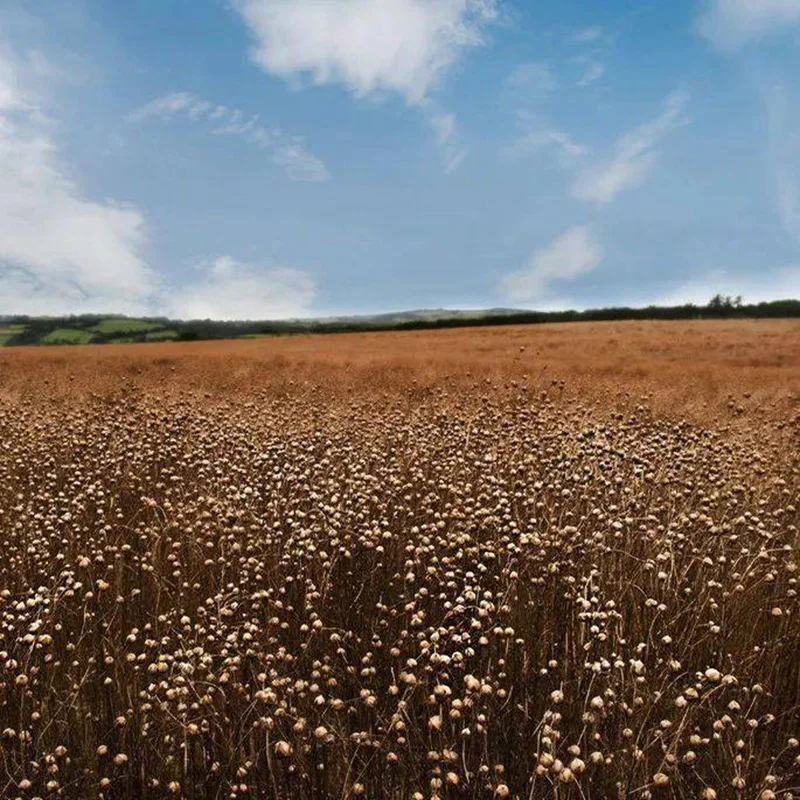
[1,298,798,347]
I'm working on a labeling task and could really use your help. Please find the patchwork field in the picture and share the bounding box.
[0,320,798,799]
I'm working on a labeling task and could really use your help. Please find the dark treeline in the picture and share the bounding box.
[390,297,800,331]
[2,295,799,346]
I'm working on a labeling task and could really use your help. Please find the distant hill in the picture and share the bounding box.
[299,308,530,326]
[1,297,798,347]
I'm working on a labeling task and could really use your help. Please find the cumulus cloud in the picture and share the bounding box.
[656,266,800,306]
[0,48,155,315]
[231,0,498,103]
[129,91,330,182]
[500,226,602,303]
[166,256,316,321]
[572,90,688,205]
[697,0,800,51]
[231,0,499,172]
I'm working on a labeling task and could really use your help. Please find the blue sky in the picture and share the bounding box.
[0,0,799,319]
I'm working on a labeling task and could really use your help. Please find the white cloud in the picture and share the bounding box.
[0,48,155,315]
[231,0,499,104]
[572,26,605,44]
[697,0,800,51]
[167,256,315,321]
[505,62,557,97]
[576,62,605,87]
[656,266,800,305]
[572,90,688,205]
[425,106,469,172]
[0,50,22,111]
[570,24,611,90]
[231,0,499,173]
[500,226,602,302]
[504,113,588,165]
[129,91,330,182]
[502,62,586,166]
[0,45,319,320]
[128,91,196,122]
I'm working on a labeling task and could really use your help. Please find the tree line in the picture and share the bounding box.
[2,296,798,346]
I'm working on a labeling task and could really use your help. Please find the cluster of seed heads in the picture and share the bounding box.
[0,375,798,799]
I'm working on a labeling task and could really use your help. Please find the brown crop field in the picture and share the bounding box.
[0,320,799,800]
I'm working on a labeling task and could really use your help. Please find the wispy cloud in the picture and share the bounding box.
[505,61,558,97]
[572,90,689,204]
[570,24,612,89]
[502,60,587,166]
[166,255,315,321]
[504,112,588,165]
[576,62,605,88]
[696,0,800,51]
[500,226,602,303]
[572,26,605,44]
[425,107,468,174]
[129,91,330,182]
[0,46,155,315]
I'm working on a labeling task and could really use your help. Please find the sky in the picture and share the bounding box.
[0,0,799,320]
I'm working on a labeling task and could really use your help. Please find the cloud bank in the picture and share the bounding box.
[657,266,800,306]
[166,256,316,321]
[0,48,155,315]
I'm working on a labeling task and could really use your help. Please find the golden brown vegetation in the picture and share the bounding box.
[0,320,798,799]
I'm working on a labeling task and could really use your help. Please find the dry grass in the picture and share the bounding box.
[0,320,798,799]
[0,319,798,429]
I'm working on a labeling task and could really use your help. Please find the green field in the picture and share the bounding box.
[0,324,25,345]
[0,319,176,346]
[41,328,94,345]
[91,318,162,335]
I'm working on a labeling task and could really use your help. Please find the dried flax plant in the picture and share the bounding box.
[0,344,798,799]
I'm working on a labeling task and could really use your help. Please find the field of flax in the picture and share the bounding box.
[0,320,798,800]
